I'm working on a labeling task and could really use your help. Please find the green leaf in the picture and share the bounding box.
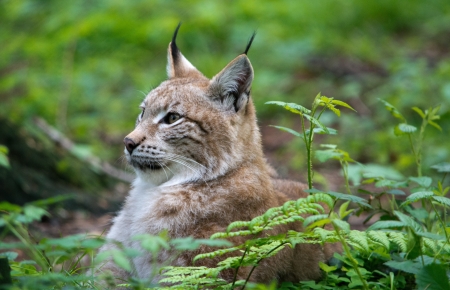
[315,150,342,162]
[80,238,105,249]
[378,99,405,122]
[416,263,450,290]
[431,162,450,173]
[0,202,21,212]
[395,123,417,135]
[432,196,450,207]
[306,189,371,208]
[112,250,132,272]
[133,234,170,254]
[331,100,356,111]
[387,189,405,195]
[303,114,329,133]
[394,211,423,233]
[367,220,405,231]
[319,261,337,273]
[265,101,311,115]
[269,125,302,138]
[327,105,341,117]
[23,205,48,222]
[384,260,420,274]
[412,107,425,119]
[415,232,446,240]
[193,239,233,248]
[401,191,434,207]
[428,120,442,131]
[0,251,18,261]
[305,127,338,135]
[303,214,329,228]
[339,201,353,219]
[320,144,337,149]
[332,219,350,232]
[409,176,432,188]
[0,149,10,168]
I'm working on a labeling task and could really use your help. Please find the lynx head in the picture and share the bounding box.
[124,25,263,187]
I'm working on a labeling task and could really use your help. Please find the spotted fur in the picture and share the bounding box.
[97,27,339,286]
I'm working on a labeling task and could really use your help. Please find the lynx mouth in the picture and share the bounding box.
[130,159,166,171]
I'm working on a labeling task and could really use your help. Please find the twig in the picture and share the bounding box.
[34,117,134,183]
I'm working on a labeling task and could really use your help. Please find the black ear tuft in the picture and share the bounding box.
[171,22,182,63]
[244,31,256,55]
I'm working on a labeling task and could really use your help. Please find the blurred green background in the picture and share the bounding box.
[1,0,449,204]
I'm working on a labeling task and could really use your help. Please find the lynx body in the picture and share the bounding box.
[98,26,336,285]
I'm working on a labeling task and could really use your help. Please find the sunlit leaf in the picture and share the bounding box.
[331,100,356,111]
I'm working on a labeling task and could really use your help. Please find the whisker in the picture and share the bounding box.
[164,156,211,189]
[156,161,169,181]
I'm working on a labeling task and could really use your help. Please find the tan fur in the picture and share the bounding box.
[97,33,338,286]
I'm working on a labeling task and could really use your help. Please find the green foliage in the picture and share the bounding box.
[0,200,103,289]
[267,94,355,189]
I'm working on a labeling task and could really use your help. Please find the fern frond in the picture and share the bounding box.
[226,221,250,233]
[193,246,242,262]
[303,214,329,228]
[367,230,390,250]
[348,231,369,253]
[387,231,408,252]
[422,237,438,254]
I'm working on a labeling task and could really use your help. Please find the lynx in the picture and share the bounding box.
[98,25,337,286]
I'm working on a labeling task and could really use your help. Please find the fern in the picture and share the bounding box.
[387,231,408,252]
[347,231,369,253]
[367,231,390,249]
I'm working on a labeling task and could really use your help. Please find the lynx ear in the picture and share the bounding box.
[167,24,203,79]
[209,54,254,112]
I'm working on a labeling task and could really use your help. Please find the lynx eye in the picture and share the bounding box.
[163,112,181,124]
[138,108,145,121]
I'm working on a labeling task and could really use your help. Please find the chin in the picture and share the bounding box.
[134,166,174,187]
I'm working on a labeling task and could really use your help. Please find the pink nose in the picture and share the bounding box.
[124,138,138,154]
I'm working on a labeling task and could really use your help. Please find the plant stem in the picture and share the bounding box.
[231,247,248,289]
[241,242,287,289]
[332,223,369,290]
[407,134,420,177]
[4,219,48,271]
[341,160,351,194]
[300,115,313,190]
[430,201,449,263]
[416,118,428,177]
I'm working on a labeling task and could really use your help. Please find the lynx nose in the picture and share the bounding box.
[124,137,138,154]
